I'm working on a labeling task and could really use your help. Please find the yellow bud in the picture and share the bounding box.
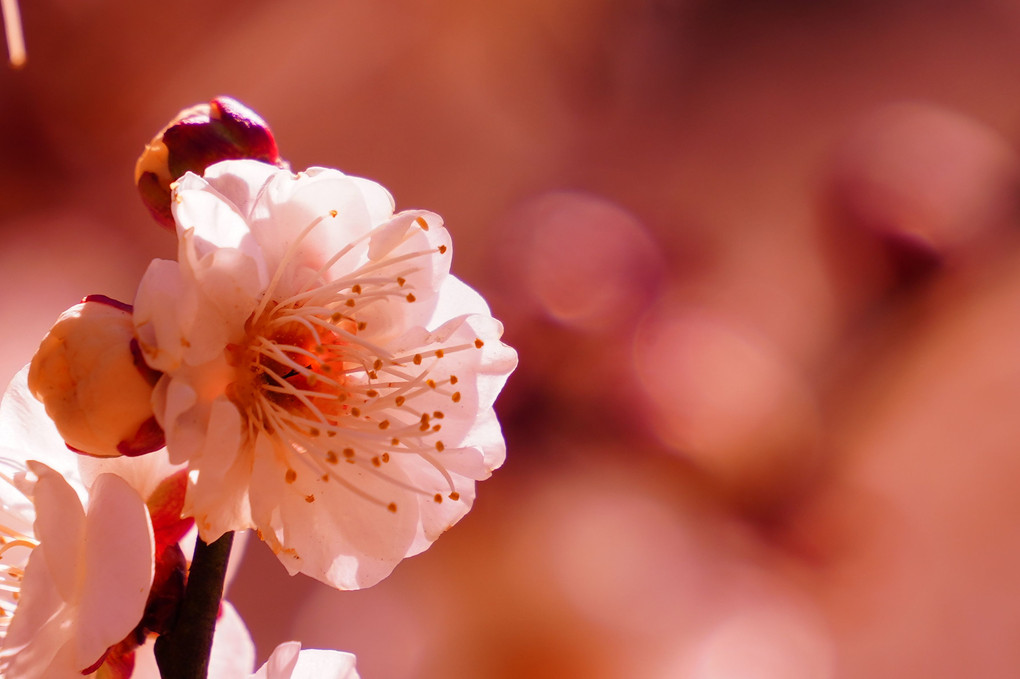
[28,296,164,458]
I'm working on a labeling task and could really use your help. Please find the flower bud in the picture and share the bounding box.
[135,96,284,229]
[28,295,165,457]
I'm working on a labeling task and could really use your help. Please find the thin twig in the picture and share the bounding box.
[153,531,234,679]
[1,0,25,68]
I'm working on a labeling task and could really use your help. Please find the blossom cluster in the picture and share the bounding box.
[0,98,516,677]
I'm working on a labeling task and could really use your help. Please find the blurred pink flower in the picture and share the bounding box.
[133,159,517,589]
[0,462,154,679]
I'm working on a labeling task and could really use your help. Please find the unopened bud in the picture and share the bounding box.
[135,96,284,228]
[28,295,165,458]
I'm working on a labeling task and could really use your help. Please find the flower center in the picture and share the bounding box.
[225,212,482,513]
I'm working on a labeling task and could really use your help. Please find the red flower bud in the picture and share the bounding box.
[135,96,285,229]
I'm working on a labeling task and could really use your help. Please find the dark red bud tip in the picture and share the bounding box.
[136,96,286,230]
[82,294,133,313]
[116,416,166,457]
[81,650,109,676]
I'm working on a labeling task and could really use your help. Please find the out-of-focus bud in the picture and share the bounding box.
[28,295,165,458]
[135,96,284,229]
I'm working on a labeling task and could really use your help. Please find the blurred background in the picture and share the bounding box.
[6,0,1020,677]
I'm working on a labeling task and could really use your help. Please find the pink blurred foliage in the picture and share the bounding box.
[7,0,1020,677]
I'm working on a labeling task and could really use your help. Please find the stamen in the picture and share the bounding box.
[232,210,483,516]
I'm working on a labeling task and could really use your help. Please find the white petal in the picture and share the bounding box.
[254,642,359,679]
[173,175,260,261]
[252,640,299,679]
[428,274,493,325]
[0,367,87,500]
[183,396,254,540]
[0,543,67,678]
[249,442,420,589]
[27,462,85,602]
[74,472,154,668]
[289,649,360,679]
[76,448,184,502]
[251,168,388,282]
[200,160,280,221]
[134,258,191,373]
[207,601,257,679]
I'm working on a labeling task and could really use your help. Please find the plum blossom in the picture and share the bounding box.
[133,159,517,589]
[0,461,154,679]
[0,368,192,678]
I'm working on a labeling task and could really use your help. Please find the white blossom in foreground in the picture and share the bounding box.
[0,461,154,678]
[133,159,517,589]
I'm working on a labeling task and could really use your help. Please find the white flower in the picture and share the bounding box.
[0,367,185,678]
[133,159,517,589]
[0,461,154,679]
[253,642,359,679]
